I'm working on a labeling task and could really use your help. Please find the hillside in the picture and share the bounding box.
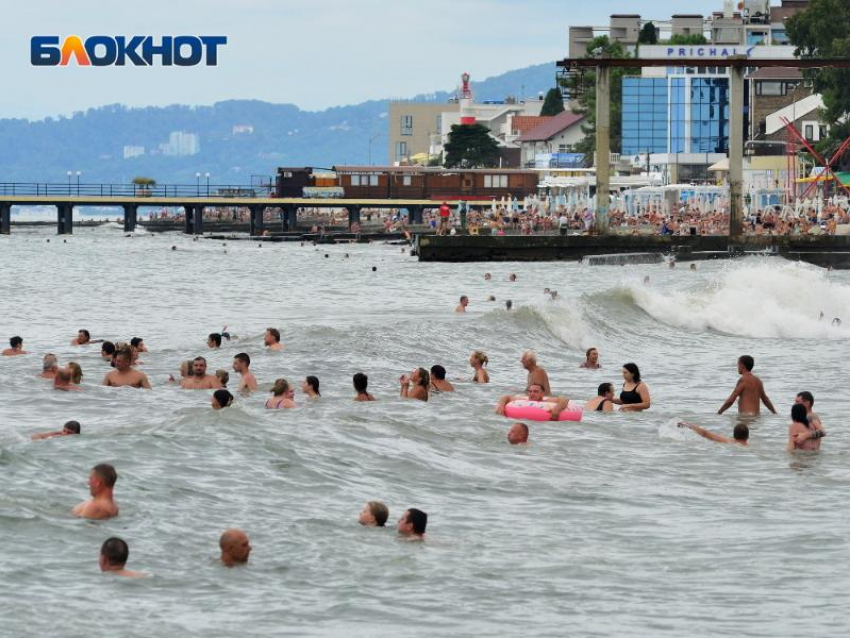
[0,62,556,184]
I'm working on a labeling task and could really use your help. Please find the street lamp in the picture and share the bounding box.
[205,172,210,196]
[76,171,81,195]
[67,170,72,194]
[195,172,201,196]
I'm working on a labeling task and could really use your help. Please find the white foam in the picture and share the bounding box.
[624,261,850,339]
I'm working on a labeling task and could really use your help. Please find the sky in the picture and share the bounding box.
[1,0,712,120]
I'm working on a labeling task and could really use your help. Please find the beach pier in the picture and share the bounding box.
[57,204,73,234]
[0,203,9,235]
[123,204,138,232]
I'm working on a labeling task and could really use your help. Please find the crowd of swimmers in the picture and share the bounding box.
[4,314,829,575]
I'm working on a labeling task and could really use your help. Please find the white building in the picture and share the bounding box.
[516,111,588,168]
[123,145,145,159]
[165,131,200,156]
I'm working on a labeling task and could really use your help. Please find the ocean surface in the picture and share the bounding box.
[1,226,849,638]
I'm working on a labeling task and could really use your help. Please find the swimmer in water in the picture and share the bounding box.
[99,538,145,578]
[212,389,234,410]
[130,337,148,353]
[397,508,427,540]
[717,355,775,416]
[521,351,551,395]
[612,363,651,412]
[215,369,230,388]
[505,300,513,311]
[54,368,81,392]
[787,403,825,452]
[68,362,83,385]
[791,392,826,447]
[181,357,222,390]
[484,273,492,281]
[400,368,430,401]
[358,501,389,527]
[71,329,91,346]
[507,422,529,445]
[690,263,697,271]
[429,365,455,392]
[266,378,296,409]
[832,318,842,327]
[678,421,749,445]
[264,327,284,351]
[38,354,59,379]
[73,463,119,520]
[100,341,116,360]
[32,420,81,440]
[455,295,469,313]
[509,273,517,282]
[232,353,258,393]
[353,372,376,401]
[2,336,27,356]
[103,347,152,389]
[495,383,569,420]
[469,351,489,383]
[302,376,321,399]
[207,333,223,349]
[579,347,601,369]
[219,529,252,567]
[584,383,615,412]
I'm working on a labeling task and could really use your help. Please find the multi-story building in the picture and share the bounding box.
[387,102,459,164]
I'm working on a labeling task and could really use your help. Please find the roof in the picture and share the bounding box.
[511,115,552,136]
[517,111,586,142]
[748,67,803,80]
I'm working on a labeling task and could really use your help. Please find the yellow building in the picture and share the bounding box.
[388,102,459,165]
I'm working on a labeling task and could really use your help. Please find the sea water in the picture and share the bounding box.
[1,226,849,637]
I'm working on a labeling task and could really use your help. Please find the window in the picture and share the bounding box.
[485,175,508,188]
[283,171,292,178]
[351,174,360,186]
[484,175,492,188]
[558,144,572,153]
[757,81,784,96]
[400,115,413,136]
[436,115,442,135]
[805,124,814,141]
[369,174,378,186]
[402,175,412,186]
[820,125,829,140]
[395,141,408,160]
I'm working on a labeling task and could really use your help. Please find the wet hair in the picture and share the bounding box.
[115,346,133,363]
[130,337,143,349]
[415,367,430,389]
[471,351,489,367]
[738,355,755,372]
[505,300,513,310]
[797,391,814,406]
[193,356,207,365]
[586,347,597,358]
[9,336,22,348]
[101,341,115,356]
[208,333,222,347]
[305,375,320,396]
[213,389,234,408]
[791,403,810,428]
[733,423,749,441]
[271,378,290,396]
[430,365,447,380]
[78,329,90,341]
[460,295,468,303]
[63,420,81,434]
[92,463,117,488]
[353,372,369,394]
[215,370,229,386]
[68,362,83,384]
[101,537,129,568]
[368,501,389,527]
[597,382,614,397]
[42,353,58,372]
[55,368,72,384]
[234,352,250,367]
[266,327,281,343]
[515,422,529,436]
[405,508,428,535]
[622,362,641,382]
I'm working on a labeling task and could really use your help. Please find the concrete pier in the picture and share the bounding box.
[729,62,746,237]
[123,204,138,232]
[595,64,611,235]
[0,203,9,235]
[249,205,265,236]
[57,204,73,234]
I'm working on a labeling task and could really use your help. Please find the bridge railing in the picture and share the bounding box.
[0,183,273,198]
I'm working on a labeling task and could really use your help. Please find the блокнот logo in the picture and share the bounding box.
[31,36,227,66]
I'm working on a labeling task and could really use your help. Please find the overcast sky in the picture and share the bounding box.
[2,0,712,120]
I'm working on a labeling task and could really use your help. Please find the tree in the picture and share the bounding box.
[568,36,630,167]
[638,22,658,45]
[666,33,708,45]
[132,176,156,186]
[540,87,565,116]
[786,0,850,164]
[443,124,501,168]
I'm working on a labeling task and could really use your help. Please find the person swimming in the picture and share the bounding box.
[266,378,296,409]
[584,383,614,412]
[469,351,489,383]
[429,365,455,392]
[353,372,376,401]
[358,501,389,527]
[302,375,321,399]
[612,363,651,412]
[507,422,529,445]
[400,368,429,401]
[212,389,234,410]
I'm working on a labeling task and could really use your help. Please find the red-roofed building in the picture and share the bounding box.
[516,110,587,167]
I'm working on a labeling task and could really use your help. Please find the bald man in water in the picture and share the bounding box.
[220,529,252,567]
[521,351,551,395]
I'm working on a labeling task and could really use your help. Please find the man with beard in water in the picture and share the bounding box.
[718,355,776,416]
[182,356,222,390]
[102,347,151,389]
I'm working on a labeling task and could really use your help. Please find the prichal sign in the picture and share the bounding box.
[637,44,797,61]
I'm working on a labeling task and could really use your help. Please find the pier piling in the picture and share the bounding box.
[249,205,265,236]
[123,204,138,232]
[0,203,9,235]
[57,204,73,235]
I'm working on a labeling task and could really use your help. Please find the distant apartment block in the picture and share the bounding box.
[388,102,459,164]
[163,131,200,156]
[232,124,254,135]
[123,145,145,159]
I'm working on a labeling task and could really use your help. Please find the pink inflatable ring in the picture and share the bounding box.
[504,399,583,422]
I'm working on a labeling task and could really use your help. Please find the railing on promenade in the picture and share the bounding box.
[0,182,272,198]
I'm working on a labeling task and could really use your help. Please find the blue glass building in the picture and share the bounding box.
[622,74,730,156]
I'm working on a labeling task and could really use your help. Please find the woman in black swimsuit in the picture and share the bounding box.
[584,382,614,412]
[612,362,651,412]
